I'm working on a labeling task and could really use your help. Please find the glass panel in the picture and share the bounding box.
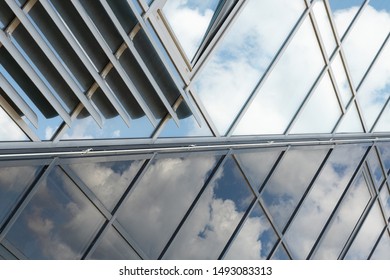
[271,244,290,260]
[331,52,353,108]
[163,156,254,259]
[262,147,329,232]
[195,0,304,135]
[313,172,371,259]
[88,226,141,260]
[224,202,278,260]
[367,149,385,188]
[0,105,28,141]
[6,167,105,259]
[162,0,220,60]
[160,102,213,137]
[234,16,325,135]
[117,155,221,259]
[67,159,145,211]
[345,201,385,259]
[0,244,17,260]
[284,144,368,259]
[379,184,390,219]
[312,0,337,57]
[235,148,282,190]
[291,73,341,134]
[370,230,390,260]
[377,142,390,173]
[343,2,390,86]
[375,102,390,132]
[0,165,41,227]
[328,0,365,37]
[336,102,364,133]
[356,42,390,131]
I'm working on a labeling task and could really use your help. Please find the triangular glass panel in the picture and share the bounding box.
[0,105,29,141]
[67,159,145,211]
[162,0,221,61]
[235,148,282,190]
[331,52,353,108]
[234,15,325,135]
[224,202,278,260]
[336,102,364,133]
[159,101,213,137]
[328,0,365,38]
[291,73,342,134]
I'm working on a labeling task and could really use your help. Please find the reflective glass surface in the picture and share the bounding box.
[163,0,220,60]
[261,147,329,232]
[235,148,282,189]
[6,167,105,259]
[313,172,371,259]
[370,230,390,260]
[195,0,304,135]
[367,149,385,188]
[357,42,390,131]
[330,52,353,108]
[271,244,290,260]
[224,202,278,260]
[291,73,341,134]
[89,226,141,260]
[345,201,385,259]
[284,144,368,259]
[377,142,390,173]
[234,16,325,135]
[117,155,220,259]
[379,184,389,219]
[67,159,145,211]
[0,165,41,227]
[343,2,390,86]
[336,102,364,133]
[164,156,254,259]
[328,0,365,37]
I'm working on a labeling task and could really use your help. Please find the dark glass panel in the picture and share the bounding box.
[284,144,368,259]
[224,203,277,260]
[6,167,105,259]
[261,147,329,232]
[163,156,254,259]
[235,148,281,190]
[345,201,385,259]
[0,165,41,227]
[88,226,140,260]
[313,172,371,259]
[117,154,221,259]
[67,159,145,211]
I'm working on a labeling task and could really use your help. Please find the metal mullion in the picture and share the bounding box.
[99,0,180,126]
[158,153,229,259]
[142,0,167,19]
[5,0,104,128]
[125,0,203,126]
[4,0,37,34]
[0,94,40,142]
[186,86,220,137]
[0,72,38,128]
[82,156,155,260]
[0,157,58,242]
[0,29,71,125]
[226,7,311,137]
[71,0,160,127]
[40,0,132,128]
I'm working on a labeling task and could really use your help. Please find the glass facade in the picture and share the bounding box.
[0,0,389,259]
